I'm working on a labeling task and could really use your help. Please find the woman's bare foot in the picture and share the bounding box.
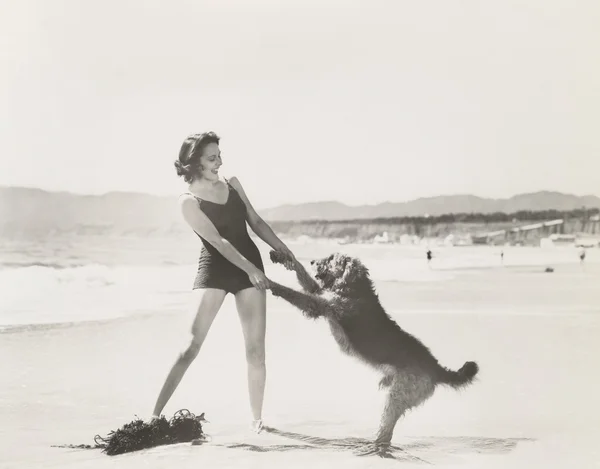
[250,419,264,434]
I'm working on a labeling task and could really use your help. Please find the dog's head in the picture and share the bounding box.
[311,253,371,293]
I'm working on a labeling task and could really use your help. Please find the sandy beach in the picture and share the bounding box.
[1,242,599,468]
[4,0,600,466]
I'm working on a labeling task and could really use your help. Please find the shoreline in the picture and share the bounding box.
[2,298,599,468]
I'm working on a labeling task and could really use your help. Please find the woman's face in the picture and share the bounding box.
[198,142,222,181]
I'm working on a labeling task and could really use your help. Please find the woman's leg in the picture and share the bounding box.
[152,288,227,417]
[234,287,267,424]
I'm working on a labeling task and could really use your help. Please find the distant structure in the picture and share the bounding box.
[472,214,600,247]
[472,219,564,245]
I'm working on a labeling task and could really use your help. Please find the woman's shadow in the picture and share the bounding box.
[220,425,534,463]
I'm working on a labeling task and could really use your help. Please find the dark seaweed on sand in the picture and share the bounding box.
[53,409,206,456]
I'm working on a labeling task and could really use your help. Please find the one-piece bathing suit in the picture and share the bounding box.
[187,178,264,294]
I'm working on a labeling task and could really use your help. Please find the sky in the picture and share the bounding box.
[1,0,599,209]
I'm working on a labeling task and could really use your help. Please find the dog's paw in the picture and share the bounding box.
[354,443,394,459]
[269,250,286,264]
[269,250,295,270]
[267,283,282,297]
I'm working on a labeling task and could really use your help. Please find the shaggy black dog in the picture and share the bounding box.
[267,251,478,453]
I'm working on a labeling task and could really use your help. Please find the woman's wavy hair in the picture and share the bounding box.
[174,131,220,183]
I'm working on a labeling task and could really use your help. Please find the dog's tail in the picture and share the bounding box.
[438,361,479,389]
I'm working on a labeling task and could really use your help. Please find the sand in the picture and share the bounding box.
[1,245,599,468]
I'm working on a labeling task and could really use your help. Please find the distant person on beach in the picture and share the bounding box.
[426,249,432,264]
[579,248,586,264]
[500,250,504,264]
[151,131,297,433]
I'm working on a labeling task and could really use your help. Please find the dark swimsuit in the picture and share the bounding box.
[187,179,264,295]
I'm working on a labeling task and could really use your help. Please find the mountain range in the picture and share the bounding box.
[258,192,600,221]
[0,187,599,236]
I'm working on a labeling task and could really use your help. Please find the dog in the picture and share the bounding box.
[267,250,479,453]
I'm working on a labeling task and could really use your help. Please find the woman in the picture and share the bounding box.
[152,131,296,433]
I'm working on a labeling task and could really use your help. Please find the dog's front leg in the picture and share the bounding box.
[291,260,322,294]
[269,250,322,294]
[268,281,330,319]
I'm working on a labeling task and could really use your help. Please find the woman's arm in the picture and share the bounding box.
[179,195,268,289]
[228,177,290,252]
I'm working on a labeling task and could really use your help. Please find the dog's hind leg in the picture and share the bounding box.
[378,375,394,390]
[375,373,435,447]
[378,365,396,390]
[374,386,406,447]
[355,388,404,458]
[268,281,332,319]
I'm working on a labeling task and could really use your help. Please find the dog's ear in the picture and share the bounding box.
[335,256,367,289]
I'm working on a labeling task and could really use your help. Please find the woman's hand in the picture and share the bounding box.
[247,267,270,290]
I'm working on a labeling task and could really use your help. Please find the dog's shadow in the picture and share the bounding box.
[221,426,534,463]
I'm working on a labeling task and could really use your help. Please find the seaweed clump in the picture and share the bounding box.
[54,409,207,456]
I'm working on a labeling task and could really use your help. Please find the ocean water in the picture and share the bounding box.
[1,233,598,328]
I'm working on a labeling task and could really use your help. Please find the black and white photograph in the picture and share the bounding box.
[1,1,599,467]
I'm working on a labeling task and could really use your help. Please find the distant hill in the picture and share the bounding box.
[0,186,598,236]
[0,187,182,236]
[259,191,600,221]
